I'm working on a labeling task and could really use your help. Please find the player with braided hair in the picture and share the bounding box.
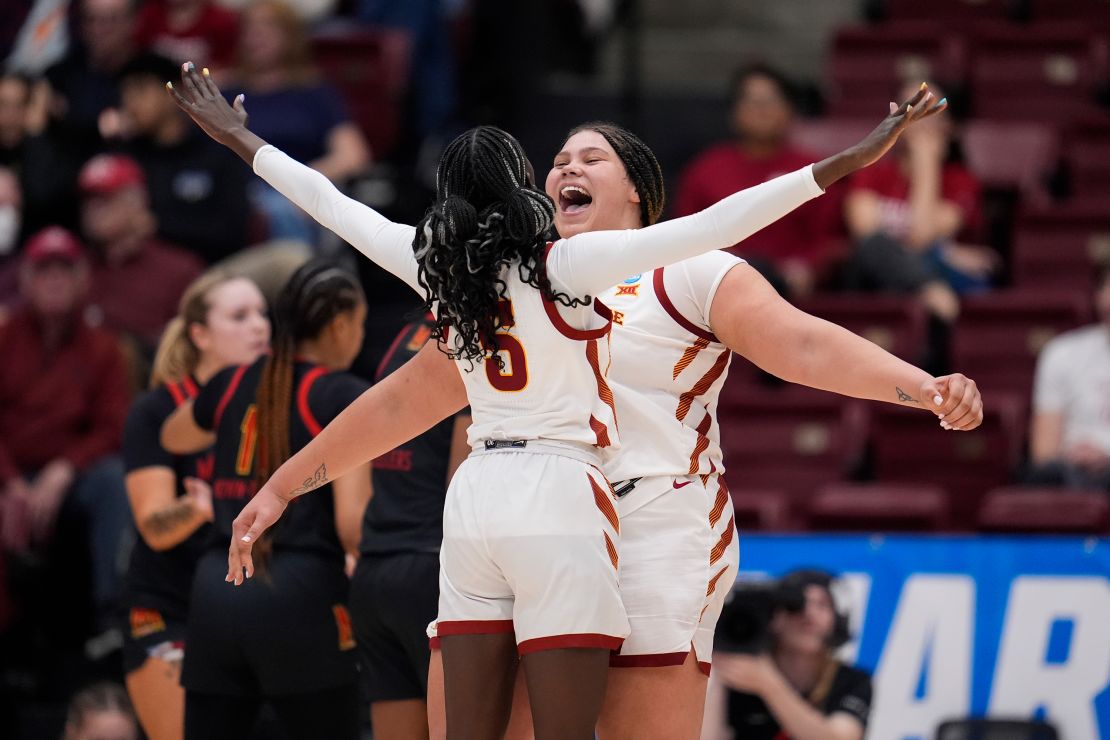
[159,260,372,740]
[168,64,964,739]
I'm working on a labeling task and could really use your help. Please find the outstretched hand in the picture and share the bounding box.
[853,83,948,169]
[921,373,983,431]
[166,61,263,164]
[226,487,289,585]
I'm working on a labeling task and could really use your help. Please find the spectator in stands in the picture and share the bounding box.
[843,82,998,323]
[674,64,838,297]
[0,73,81,235]
[0,227,132,634]
[136,0,240,70]
[0,167,21,266]
[1028,266,1110,491]
[109,53,251,263]
[702,570,872,740]
[63,682,140,740]
[217,0,338,25]
[231,0,370,243]
[44,0,141,159]
[78,153,206,351]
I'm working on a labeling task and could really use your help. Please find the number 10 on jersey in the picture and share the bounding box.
[483,300,528,392]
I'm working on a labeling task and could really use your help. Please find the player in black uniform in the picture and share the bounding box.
[121,271,270,740]
[348,316,470,740]
[160,260,372,740]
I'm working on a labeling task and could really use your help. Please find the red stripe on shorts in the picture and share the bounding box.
[436,619,515,638]
[609,651,689,669]
[517,633,625,656]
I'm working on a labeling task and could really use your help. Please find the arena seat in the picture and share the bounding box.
[805,483,951,532]
[879,0,1014,22]
[977,487,1110,533]
[311,27,411,159]
[1065,115,1110,200]
[826,24,966,117]
[969,23,1103,121]
[718,386,868,512]
[1012,199,1110,288]
[730,489,797,532]
[961,121,1058,202]
[794,294,928,363]
[1027,0,1110,23]
[951,289,1093,397]
[871,392,1026,526]
[936,718,1059,740]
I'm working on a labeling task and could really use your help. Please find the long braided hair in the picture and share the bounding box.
[566,121,666,227]
[254,260,364,490]
[414,126,587,368]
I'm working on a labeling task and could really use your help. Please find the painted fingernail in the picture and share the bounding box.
[202,67,210,76]
[242,534,252,542]
[188,62,195,71]
[166,81,173,90]
[920,81,928,91]
[938,97,947,106]
[934,395,944,405]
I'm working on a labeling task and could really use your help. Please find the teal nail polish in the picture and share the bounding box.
[188,61,195,71]
[938,97,947,106]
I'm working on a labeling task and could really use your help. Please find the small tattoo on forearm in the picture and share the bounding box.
[291,463,329,496]
[896,387,919,403]
[144,500,197,535]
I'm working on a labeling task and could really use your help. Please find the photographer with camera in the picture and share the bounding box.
[701,569,872,740]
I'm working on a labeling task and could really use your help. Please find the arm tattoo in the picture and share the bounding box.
[144,499,198,536]
[896,387,919,403]
[290,463,329,496]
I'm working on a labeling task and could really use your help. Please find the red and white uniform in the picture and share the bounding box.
[601,252,745,673]
[251,144,824,653]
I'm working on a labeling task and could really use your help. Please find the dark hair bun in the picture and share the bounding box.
[440,195,479,242]
[502,187,554,242]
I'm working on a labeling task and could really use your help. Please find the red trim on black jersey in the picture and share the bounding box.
[166,381,186,406]
[214,365,250,429]
[182,376,199,397]
[376,323,413,381]
[297,366,329,437]
[652,268,719,343]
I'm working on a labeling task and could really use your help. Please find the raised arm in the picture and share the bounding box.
[225,342,467,584]
[549,86,947,298]
[167,63,421,292]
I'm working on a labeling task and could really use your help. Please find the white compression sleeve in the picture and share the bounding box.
[547,164,824,298]
[253,145,422,293]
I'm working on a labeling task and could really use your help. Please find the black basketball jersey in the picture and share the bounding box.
[360,319,467,556]
[122,378,214,609]
[192,357,369,560]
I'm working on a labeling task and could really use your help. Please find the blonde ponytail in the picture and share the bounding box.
[149,268,238,388]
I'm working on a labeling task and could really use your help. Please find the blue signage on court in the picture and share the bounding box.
[736,535,1110,739]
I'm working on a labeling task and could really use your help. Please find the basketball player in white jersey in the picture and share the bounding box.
[168,66,965,740]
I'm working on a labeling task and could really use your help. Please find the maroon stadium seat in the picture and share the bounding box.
[969,23,1102,122]
[730,489,797,532]
[977,487,1110,533]
[311,28,411,159]
[951,289,1093,397]
[805,483,952,532]
[871,392,1026,526]
[826,24,966,117]
[1028,0,1110,22]
[1066,116,1110,200]
[718,386,868,512]
[1012,200,1110,288]
[795,294,928,363]
[881,0,1013,22]
[961,121,1058,202]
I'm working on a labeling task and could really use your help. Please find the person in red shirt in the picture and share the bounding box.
[136,0,239,70]
[78,153,206,352]
[674,64,838,297]
[0,227,132,633]
[843,82,999,323]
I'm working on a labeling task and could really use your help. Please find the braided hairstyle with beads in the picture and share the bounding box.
[566,121,666,227]
[414,126,587,368]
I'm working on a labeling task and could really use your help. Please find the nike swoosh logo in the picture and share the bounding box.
[673,480,692,489]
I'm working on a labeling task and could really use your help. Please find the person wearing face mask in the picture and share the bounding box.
[121,270,270,740]
[77,153,205,353]
[701,570,872,740]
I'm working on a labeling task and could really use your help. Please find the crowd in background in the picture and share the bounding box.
[0,0,1107,736]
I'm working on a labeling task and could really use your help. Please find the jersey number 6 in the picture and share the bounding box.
[482,300,528,392]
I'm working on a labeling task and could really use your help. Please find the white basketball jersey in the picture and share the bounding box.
[454,261,619,450]
[601,251,744,484]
